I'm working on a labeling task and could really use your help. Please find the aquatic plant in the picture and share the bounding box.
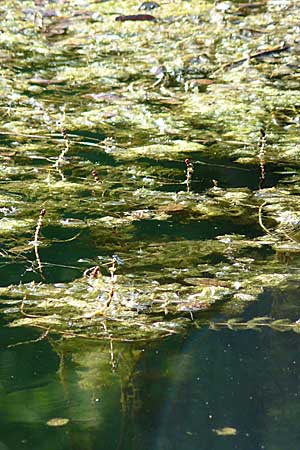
[184,158,194,193]
[1,0,300,342]
[32,208,46,276]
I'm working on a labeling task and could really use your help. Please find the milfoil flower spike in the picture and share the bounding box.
[184,158,194,193]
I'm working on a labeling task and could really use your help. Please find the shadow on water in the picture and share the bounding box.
[138,155,290,193]
[133,216,262,241]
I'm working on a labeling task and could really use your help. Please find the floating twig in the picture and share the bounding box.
[258,201,272,235]
[258,202,298,243]
[115,14,156,21]
[51,231,82,244]
[215,43,290,73]
[7,327,50,348]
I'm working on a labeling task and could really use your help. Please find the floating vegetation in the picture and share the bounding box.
[46,418,70,427]
[213,427,237,437]
[1,0,300,342]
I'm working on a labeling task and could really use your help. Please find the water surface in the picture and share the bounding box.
[1,301,300,450]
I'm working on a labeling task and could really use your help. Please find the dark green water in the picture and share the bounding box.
[2,295,300,450]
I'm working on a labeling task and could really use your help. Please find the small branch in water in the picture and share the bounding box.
[115,14,156,21]
[258,201,273,236]
[258,202,298,243]
[51,231,82,244]
[258,128,266,189]
[215,43,290,73]
[7,328,50,348]
[184,158,194,193]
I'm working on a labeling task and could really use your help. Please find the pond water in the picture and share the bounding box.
[2,303,300,450]
[1,0,300,448]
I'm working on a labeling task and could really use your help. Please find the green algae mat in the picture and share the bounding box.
[1,0,300,341]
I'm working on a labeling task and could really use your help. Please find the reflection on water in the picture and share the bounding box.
[1,293,300,450]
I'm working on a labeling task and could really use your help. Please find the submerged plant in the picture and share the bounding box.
[209,317,300,333]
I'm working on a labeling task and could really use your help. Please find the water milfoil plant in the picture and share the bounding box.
[1,0,300,343]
